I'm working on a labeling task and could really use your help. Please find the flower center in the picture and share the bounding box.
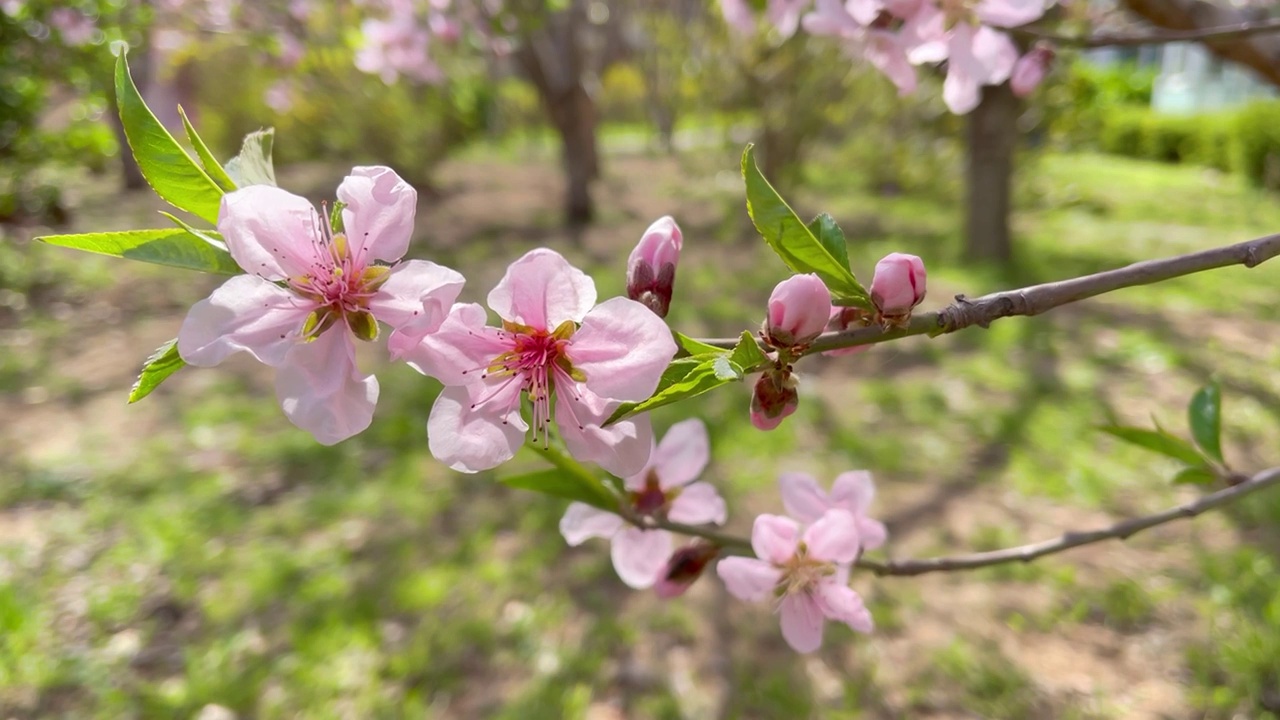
[480,319,586,443]
[776,544,836,597]
[629,470,675,517]
[286,210,389,343]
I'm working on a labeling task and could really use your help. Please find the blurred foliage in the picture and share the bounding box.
[1042,59,1157,150]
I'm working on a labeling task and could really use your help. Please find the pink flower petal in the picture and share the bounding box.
[845,0,884,26]
[751,514,801,565]
[902,3,948,64]
[560,502,625,546]
[274,329,378,445]
[830,470,875,511]
[858,517,889,551]
[803,509,861,564]
[975,0,1046,28]
[336,166,417,263]
[568,297,677,402]
[943,25,984,114]
[427,384,528,473]
[178,274,311,367]
[652,418,709,489]
[667,482,727,525]
[218,185,325,281]
[716,557,781,602]
[866,30,918,96]
[556,388,654,478]
[611,527,673,589]
[779,593,825,653]
[368,259,465,353]
[778,472,831,524]
[399,302,509,381]
[815,581,874,633]
[970,25,1019,85]
[487,249,597,329]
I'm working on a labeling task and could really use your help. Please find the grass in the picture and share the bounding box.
[1,146,1279,718]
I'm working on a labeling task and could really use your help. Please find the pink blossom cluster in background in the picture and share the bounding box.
[720,0,1057,113]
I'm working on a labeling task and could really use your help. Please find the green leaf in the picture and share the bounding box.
[128,339,186,403]
[806,213,850,273]
[178,105,236,192]
[729,330,769,371]
[224,128,277,188]
[741,145,870,308]
[115,51,224,224]
[37,228,242,275]
[608,356,742,424]
[1098,425,1207,467]
[675,332,725,358]
[1172,466,1218,486]
[1188,381,1224,464]
[329,200,347,234]
[158,211,230,252]
[499,468,617,511]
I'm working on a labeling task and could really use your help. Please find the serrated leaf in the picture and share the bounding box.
[807,213,850,272]
[158,211,231,252]
[37,228,241,275]
[741,145,870,308]
[729,330,768,371]
[1172,466,1217,486]
[115,52,224,224]
[675,332,725,358]
[225,128,277,188]
[128,339,186,403]
[1098,425,1207,467]
[499,468,617,511]
[178,105,236,192]
[607,357,741,424]
[1188,381,1223,464]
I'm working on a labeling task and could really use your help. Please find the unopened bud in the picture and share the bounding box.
[822,306,873,358]
[869,252,926,325]
[654,541,720,599]
[1010,44,1055,98]
[764,274,832,348]
[750,369,799,431]
[627,216,682,318]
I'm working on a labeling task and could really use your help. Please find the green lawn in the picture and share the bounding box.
[1,149,1278,719]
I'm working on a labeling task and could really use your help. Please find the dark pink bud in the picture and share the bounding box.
[1010,45,1055,98]
[750,369,799,431]
[869,252,926,322]
[627,216,682,318]
[654,541,720,599]
[822,306,873,358]
[764,274,832,348]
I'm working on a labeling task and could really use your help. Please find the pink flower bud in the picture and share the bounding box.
[627,216,682,318]
[1010,45,1055,98]
[822,307,873,358]
[750,369,799,431]
[654,541,720,599]
[764,274,833,348]
[869,253,926,322]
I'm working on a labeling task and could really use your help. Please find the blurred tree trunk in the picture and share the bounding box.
[964,83,1020,264]
[1121,0,1280,88]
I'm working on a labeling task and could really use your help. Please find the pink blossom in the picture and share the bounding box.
[655,541,720,598]
[719,0,758,35]
[178,167,464,445]
[942,23,1019,115]
[869,252,926,321]
[764,274,833,349]
[864,29,918,95]
[717,510,874,653]
[767,0,809,38]
[750,369,798,431]
[49,8,96,46]
[263,80,294,113]
[404,249,677,476]
[559,419,727,588]
[1010,44,1055,97]
[779,470,887,550]
[802,0,864,37]
[355,17,443,84]
[626,215,682,318]
[277,32,304,66]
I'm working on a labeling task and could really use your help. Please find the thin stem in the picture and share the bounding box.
[1015,17,1280,48]
[856,466,1280,577]
[694,233,1280,354]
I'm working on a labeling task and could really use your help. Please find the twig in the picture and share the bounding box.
[1016,17,1280,48]
[856,466,1280,576]
[695,233,1280,354]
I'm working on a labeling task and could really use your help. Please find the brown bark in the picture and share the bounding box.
[964,83,1021,264]
[1121,0,1280,88]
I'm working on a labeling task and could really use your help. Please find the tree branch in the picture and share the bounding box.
[1016,16,1280,48]
[855,466,1280,577]
[695,232,1280,354]
[1120,0,1280,89]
